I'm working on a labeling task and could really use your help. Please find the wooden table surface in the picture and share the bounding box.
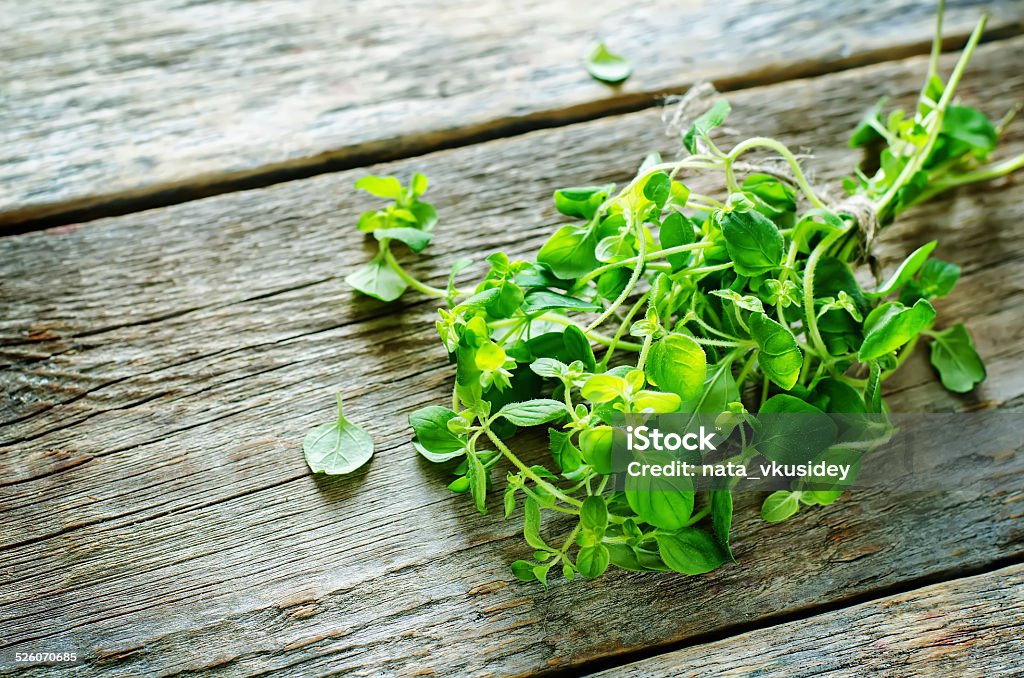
[1,1,1023,676]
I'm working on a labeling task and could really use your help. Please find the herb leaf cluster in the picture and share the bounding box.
[314,11,1020,585]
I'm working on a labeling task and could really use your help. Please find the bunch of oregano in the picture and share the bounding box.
[306,9,1022,585]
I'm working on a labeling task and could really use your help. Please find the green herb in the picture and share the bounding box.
[584,41,632,84]
[303,394,375,474]
[313,7,1021,585]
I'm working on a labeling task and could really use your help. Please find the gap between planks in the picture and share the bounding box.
[2,25,1021,237]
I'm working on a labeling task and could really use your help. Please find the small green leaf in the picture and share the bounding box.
[659,212,695,270]
[576,544,611,578]
[872,241,937,296]
[467,451,488,514]
[410,172,429,197]
[537,225,599,280]
[521,290,600,314]
[553,185,614,220]
[859,299,936,361]
[721,208,784,276]
[642,172,671,208]
[626,455,695,530]
[345,256,408,302]
[409,406,468,462]
[917,259,960,299]
[656,529,726,574]
[584,41,632,84]
[644,334,707,401]
[549,429,583,473]
[498,399,568,427]
[355,175,402,199]
[711,288,764,313]
[579,426,614,475]
[929,323,986,393]
[303,394,375,474]
[683,100,731,154]
[524,498,547,550]
[510,560,537,582]
[761,490,801,522]
[711,491,735,562]
[563,324,597,372]
[581,374,626,403]
[580,495,609,533]
[374,227,432,253]
[755,395,837,465]
[750,312,802,390]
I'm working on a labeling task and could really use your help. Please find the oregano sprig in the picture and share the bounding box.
[313,7,1022,585]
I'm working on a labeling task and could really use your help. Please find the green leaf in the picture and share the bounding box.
[410,201,437,230]
[749,312,802,390]
[553,185,614,220]
[303,394,375,474]
[642,172,671,208]
[510,560,536,582]
[355,175,402,199]
[872,241,937,296]
[720,208,784,276]
[849,97,886,148]
[917,259,960,299]
[631,390,682,413]
[583,41,632,84]
[579,426,614,474]
[475,342,506,371]
[711,491,735,562]
[644,334,707,401]
[755,395,837,464]
[743,173,797,216]
[580,495,609,533]
[409,406,467,462]
[410,172,429,197]
[711,288,764,313]
[537,225,599,280]
[929,323,986,393]
[524,498,547,550]
[345,257,408,302]
[678,360,740,432]
[498,399,568,427]
[859,299,936,361]
[938,105,998,157]
[467,451,488,514]
[521,290,600,314]
[626,455,695,530]
[655,529,726,574]
[683,100,731,154]
[374,227,432,253]
[563,324,597,372]
[761,490,801,522]
[659,212,695,270]
[576,544,610,578]
[581,374,626,403]
[549,429,583,473]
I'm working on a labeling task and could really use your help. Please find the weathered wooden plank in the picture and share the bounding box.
[1,41,1023,676]
[2,0,1023,227]
[596,563,1024,677]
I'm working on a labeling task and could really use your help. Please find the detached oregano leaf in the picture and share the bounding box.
[929,323,986,393]
[303,393,374,474]
[583,41,632,84]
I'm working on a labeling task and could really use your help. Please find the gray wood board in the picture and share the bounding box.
[595,563,1024,677]
[1,40,1023,676]
[2,0,1023,226]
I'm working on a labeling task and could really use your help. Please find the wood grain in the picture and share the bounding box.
[2,0,1023,228]
[1,40,1023,675]
[597,563,1024,677]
